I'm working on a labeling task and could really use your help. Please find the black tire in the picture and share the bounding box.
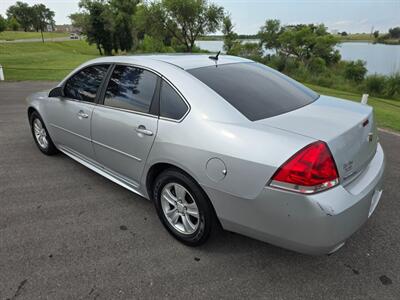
[153,168,217,246]
[29,111,59,155]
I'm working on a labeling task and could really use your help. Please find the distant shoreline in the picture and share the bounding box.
[198,35,400,45]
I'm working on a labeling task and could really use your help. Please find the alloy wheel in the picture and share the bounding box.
[160,182,200,235]
[33,118,48,149]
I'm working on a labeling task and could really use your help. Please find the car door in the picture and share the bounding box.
[46,64,110,160]
[91,64,159,186]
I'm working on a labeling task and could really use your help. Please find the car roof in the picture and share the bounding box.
[87,54,253,70]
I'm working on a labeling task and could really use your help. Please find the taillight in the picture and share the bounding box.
[269,141,339,194]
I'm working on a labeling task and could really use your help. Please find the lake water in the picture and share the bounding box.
[195,40,400,75]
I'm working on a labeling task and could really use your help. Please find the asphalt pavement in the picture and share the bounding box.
[0,81,399,299]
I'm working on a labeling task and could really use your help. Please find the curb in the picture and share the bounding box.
[378,128,400,137]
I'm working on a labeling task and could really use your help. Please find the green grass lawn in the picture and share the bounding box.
[0,40,399,132]
[0,31,69,41]
[0,41,99,80]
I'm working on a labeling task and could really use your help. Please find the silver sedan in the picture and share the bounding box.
[26,54,385,255]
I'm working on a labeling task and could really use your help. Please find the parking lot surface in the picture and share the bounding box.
[0,81,399,299]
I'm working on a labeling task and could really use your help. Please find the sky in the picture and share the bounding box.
[0,0,399,34]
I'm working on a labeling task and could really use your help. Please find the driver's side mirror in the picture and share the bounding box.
[48,86,64,98]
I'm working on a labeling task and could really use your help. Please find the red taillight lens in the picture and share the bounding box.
[269,141,339,194]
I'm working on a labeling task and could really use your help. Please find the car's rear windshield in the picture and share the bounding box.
[187,62,319,121]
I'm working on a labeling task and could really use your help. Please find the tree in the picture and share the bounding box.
[78,0,115,55]
[8,17,20,31]
[6,1,33,32]
[31,4,55,42]
[69,12,88,33]
[110,0,140,52]
[134,2,173,46]
[222,14,238,53]
[0,14,7,33]
[277,24,340,65]
[155,0,224,52]
[373,30,379,39]
[340,31,348,36]
[388,27,400,39]
[258,19,281,51]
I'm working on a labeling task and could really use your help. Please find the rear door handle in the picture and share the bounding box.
[135,125,153,136]
[77,110,89,119]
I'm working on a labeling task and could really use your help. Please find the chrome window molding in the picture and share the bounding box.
[59,63,112,103]
[100,62,191,123]
[55,61,191,123]
[94,103,159,119]
[159,75,191,123]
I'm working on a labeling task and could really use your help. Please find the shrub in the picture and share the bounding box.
[171,39,208,53]
[139,35,175,53]
[308,57,326,73]
[8,17,19,31]
[344,60,367,83]
[284,57,301,74]
[315,74,334,88]
[266,54,287,72]
[230,42,263,61]
[364,74,386,95]
[384,73,400,98]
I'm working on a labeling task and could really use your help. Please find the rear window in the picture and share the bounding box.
[187,62,318,121]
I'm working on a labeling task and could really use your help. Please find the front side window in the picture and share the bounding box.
[104,65,158,113]
[188,62,319,121]
[64,64,109,102]
[160,80,188,120]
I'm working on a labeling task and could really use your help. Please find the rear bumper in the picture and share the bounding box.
[205,143,385,255]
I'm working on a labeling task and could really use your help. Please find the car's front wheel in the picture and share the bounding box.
[29,111,58,155]
[153,168,217,246]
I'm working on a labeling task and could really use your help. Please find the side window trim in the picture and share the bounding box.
[158,77,190,123]
[149,76,161,116]
[97,63,161,118]
[61,63,112,104]
[97,63,116,105]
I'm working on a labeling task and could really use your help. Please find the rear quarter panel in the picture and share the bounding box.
[143,113,316,200]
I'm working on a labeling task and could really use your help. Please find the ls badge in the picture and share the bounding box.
[368,132,373,142]
[343,161,353,173]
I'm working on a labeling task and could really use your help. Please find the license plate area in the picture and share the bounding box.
[369,189,382,218]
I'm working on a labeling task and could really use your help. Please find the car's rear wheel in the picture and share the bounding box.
[30,111,58,155]
[153,168,217,246]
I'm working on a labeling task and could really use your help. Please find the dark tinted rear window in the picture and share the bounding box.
[188,63,318,121]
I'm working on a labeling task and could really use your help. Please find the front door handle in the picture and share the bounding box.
[135,125,153,136]
[77,110,89,119]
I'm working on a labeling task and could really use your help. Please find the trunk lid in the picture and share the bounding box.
[257,95,378,183]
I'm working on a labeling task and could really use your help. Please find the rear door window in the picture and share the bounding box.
[103,65,158,113]
[160,80,188,120]
[64,64,109,103]
[188,62,319,121]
